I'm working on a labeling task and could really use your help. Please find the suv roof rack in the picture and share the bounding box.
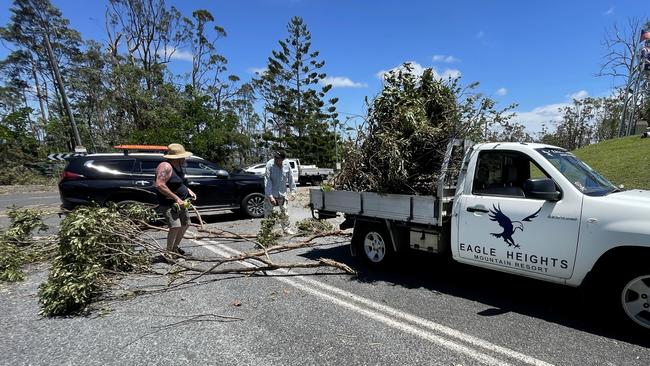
[113,145,168,156]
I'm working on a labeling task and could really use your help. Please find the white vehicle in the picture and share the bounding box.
[286,159,334,186]
[310,140,650,331]
[247,159,334,185]
[244,163,266,176]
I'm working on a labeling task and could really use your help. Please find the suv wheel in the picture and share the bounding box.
[242,193,265,218]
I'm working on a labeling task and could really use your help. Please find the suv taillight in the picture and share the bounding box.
[60,171,83,182]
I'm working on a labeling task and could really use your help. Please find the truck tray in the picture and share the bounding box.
[310,189,440,226]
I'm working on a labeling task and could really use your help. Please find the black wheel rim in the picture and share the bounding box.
[247,196,265,216]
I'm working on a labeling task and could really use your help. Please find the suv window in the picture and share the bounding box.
[83,159,135,176]
[472,150,551,198]
[138,160,162,175]
[185,160,220,177]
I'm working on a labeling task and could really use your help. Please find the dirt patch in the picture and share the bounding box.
[0,185,58,196]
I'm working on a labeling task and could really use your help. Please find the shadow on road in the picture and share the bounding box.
[300,243,650,348]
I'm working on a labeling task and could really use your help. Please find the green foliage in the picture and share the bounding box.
[0,241,25,282]
[573,135,650,190]
[320,183,333,192]
[38,204,150,316]
[4,206,48,242]
[333,63,515,195]
[538,96,624,149]
[0,207,48,282]
[256,211,285,247]
[296,218,333,234]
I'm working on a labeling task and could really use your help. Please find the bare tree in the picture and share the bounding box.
[599,18,649,136]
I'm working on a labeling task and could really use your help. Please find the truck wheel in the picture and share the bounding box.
[616,269,650,331]
[242,193,265,218]
[355,225,393,265]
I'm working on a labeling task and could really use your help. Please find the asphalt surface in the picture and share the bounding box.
[1,188,649,366]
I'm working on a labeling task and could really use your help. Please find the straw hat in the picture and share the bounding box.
[163,143,192,159]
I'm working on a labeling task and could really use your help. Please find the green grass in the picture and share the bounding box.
[573,136,650,190]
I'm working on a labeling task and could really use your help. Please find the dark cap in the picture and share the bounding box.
[274,150,286,159]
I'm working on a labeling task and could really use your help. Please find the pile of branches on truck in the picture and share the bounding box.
[332,63,515,195]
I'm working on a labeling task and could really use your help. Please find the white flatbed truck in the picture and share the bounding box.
[310,140,650,331]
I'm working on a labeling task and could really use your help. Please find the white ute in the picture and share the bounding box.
[310,140,650,331]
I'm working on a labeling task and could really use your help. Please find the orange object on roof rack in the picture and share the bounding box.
[113,144,168,151]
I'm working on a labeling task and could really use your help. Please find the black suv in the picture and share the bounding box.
[59,153,266,218]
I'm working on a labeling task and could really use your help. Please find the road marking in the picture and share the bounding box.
[197,241,511,366]
[194,239,555,366]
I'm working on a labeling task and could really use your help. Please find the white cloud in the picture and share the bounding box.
[476,31,485,39]
[376,61,427,78]
[248,67,268,75]
[376,61,461,81]
[441,69,461,79]
[495,87,508,96]
[567,90,589,100]
[321,76,368,88]
[158,46,193,62]
[603,6,614,15]
[432,54,460,63]
[512,103,567,133]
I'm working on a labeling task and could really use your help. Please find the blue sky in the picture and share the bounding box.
[1,0,648,133]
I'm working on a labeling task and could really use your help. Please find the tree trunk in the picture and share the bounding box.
[43,32,83,149]
[31,58,48,138]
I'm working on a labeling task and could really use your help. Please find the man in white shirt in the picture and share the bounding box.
[264,150,297,235]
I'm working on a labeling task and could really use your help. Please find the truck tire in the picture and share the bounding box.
[354,224,394,266]
[611,267,650,332]
[241,193,265,218]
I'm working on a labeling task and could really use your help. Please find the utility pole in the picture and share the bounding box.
[43,30,83,150]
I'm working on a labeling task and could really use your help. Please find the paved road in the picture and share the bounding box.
[0,191,60,210]
[1,190,649,365]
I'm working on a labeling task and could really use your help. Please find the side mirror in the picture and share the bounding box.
[216,169,229,178]
[524,178,561,201]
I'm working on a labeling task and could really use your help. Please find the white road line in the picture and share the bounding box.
[196,240,512,366]
[205,240,555,366]
[195,241,552,366]
[298,272,554,366]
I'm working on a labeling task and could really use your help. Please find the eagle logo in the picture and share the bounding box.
[488,204,542,248]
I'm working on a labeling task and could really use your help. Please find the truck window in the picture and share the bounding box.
[472,150,551,198]
[537,148,616,196]
[289,162,296,169]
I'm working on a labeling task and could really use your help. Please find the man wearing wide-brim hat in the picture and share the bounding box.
[154,143,197,258]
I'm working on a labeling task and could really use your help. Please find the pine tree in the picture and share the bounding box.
[254,16,338,166]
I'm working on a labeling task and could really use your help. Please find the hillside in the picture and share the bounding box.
[573,135,650,190]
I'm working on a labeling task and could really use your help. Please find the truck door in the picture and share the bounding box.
[288,159,299,184]
[457,149,581,280]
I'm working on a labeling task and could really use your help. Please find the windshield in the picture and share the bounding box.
[537,148,617,196]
